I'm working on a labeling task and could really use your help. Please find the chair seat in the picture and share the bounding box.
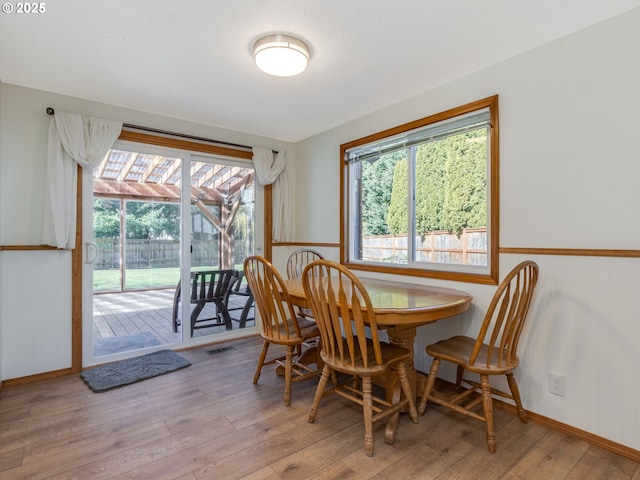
[260,317,319,345]
[427,335,520,375]
[321,338,413,376]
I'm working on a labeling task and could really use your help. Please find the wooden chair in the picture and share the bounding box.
[286,248,324,320]
[303,259,418,457]
[172,269,236,336]
[243,255,321,406]
[286,248,324,279]
[418,260,539,453]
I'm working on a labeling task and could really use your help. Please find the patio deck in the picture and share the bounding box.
[92,288,255,351]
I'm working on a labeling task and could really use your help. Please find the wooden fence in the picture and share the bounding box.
[362,227,487,266]
[95,239,217,270]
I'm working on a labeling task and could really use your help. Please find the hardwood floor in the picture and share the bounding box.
[0,336,638,479]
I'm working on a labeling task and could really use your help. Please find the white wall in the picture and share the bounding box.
[0,83,293,379]
[0,250,72,378]
[289,9,640,450]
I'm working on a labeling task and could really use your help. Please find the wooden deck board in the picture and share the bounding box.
[92,288,255,349]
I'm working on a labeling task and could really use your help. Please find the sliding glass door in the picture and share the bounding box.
[82,142,259,365]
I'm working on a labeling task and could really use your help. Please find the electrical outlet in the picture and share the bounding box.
[549,372,565,397]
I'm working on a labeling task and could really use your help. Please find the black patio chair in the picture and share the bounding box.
[222,270,255,328]
[172,269,236,336]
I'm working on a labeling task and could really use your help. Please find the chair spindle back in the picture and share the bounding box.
[470,260,539,368]
[286,249,324,280]
[244,256,302,341]
[303,260,383,368]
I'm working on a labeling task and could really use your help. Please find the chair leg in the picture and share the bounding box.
[480,374,496,453]
[253,341,269,384]
[506,372,528,423]
[362,376,374,457]
[418,358,441,415]
[214,300,233,330]
[397,362,418,424]
[238,297,253,328]
[172,284,181,333]
[190,301,206,337]
[455,365,465,387]
[308,364,331,423]
[284,345,293,406]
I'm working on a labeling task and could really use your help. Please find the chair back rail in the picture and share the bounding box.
[191,270,235,303]
[172,269,237,335]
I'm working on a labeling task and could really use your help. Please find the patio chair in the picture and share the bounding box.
[222,270,255,328]
[172,269,236,336]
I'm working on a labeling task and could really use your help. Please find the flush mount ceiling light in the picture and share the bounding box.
[253,34,310,77]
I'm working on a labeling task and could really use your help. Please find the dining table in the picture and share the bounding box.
[283,275,473,406]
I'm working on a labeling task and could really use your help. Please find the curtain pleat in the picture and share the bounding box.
[42,111,122,249]
[252,147,292,242]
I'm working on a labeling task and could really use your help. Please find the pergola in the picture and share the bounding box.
[93,149,254,269]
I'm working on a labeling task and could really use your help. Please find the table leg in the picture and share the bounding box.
[385,325,417,403]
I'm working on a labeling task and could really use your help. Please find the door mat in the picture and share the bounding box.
[93,331,162,357]
[81,349,191,392]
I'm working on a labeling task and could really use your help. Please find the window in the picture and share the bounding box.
[341,96,498,284]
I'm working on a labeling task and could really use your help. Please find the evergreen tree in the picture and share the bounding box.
[415,141,447,233]
[441,130,487,233]
[354,131,487,237]
[387,155,408,234]
[360,153,400,235]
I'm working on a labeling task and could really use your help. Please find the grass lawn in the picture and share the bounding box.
[93,265,245,291]
[93,267,180,291]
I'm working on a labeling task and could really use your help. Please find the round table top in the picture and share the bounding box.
[283,276,472,326]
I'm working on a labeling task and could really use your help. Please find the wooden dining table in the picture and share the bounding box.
[283,275,473,406]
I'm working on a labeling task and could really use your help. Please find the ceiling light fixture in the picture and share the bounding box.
[253,34,310,77]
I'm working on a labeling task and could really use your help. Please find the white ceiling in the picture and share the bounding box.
[1,1,639,143]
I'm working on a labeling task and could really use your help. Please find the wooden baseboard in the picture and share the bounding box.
[427,376,639,463]
[494,398,640,462]
[0,334,261,389]
[3,367,74,387]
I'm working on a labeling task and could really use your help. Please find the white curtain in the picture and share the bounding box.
[42,111,122,249]
[252,147,292,242]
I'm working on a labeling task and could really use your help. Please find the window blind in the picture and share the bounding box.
[347,108,490,163]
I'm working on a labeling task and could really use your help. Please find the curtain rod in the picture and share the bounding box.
[45,107,263,152]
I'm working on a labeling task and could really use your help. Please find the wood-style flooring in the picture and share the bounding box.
[0,336,638,479]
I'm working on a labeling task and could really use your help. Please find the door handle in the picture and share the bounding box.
[85,242,98,264]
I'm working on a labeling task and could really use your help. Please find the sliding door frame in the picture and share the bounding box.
[71,132,272,371]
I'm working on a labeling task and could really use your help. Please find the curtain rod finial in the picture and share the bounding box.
[46,107,55,116]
